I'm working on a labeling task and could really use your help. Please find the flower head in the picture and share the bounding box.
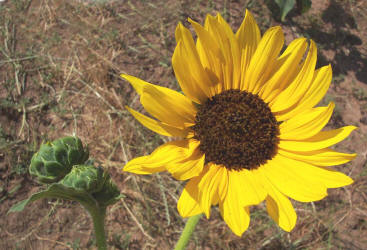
[121,10,356,236]
[29,136,89,184]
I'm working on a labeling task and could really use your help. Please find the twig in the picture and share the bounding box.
[34,234,73,249]
[77,78,119,114]
[156,174,171,226]
[0,55,38,64]
[17,104,28,139]
[70,106,78,136]
[118,128,128,164]
[120,199,154,241]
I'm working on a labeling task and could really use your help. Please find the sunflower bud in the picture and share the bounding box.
[60,165,106,193]
[29,136,89,184]
[93,176,121,207]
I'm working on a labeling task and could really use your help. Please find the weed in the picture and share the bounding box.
[352,87,367,101]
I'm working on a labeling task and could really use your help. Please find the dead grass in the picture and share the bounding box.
[0,0,367,249]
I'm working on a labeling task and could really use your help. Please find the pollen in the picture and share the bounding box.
[192,90,279,171]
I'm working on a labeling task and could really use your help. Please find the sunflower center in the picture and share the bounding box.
[192,89,279,171]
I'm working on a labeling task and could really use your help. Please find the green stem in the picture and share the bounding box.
[85,203,107,250]
[174,214,203,250]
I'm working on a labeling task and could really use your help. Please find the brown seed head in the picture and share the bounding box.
[192,89,279,171]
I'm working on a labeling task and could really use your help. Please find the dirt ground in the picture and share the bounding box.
[0,0,366,249]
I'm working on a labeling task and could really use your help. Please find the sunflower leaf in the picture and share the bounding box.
[7,183,94,214]
[274,0,296,22]
[297,0,312,14]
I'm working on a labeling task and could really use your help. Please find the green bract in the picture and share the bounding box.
[60,164,121,206]
[60,165,106,193]
[93,177,121,207]
[29,136,89,184]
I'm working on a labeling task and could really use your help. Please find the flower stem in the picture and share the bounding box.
[174,214,203,250]
[85,204,107,250]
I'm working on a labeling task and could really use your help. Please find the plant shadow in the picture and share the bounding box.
[300,0,366,84]
[266,0,367,84]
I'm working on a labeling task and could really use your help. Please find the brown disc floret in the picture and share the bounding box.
[192,89,279,171]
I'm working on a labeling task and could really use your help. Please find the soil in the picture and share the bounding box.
[0,0,366,249]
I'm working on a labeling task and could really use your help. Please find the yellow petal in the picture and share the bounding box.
[265,193,297,232]
[195,40,222,97]
[261,156,328,202]
[278,148,357,166]
[263,88,281,104]
[140,84,196,128]
[279,102,334,140]
[258,168,297,231]
[276,155,354,188]
[204,14,233,95]
[214,13,241,90]
[126,106,189,137]
[177,176,203,217]
[228,169,267,207]
[121,73,157,96]
[219,198,250,237]
[172,42,206,103]
[198,164,225,218]
[244,26,284,93]
[205,14,231,61]
[123,154,165,175]
[275,64,332,121]
[236,9,261,89]
[240,169,267,205]
[173,23,213,102]
[270,40,317,113]
[217,165,229,201]
[123,139,193,174]
[191,16,225,62]
[279,126,357,152]
[166,139,205,180]
[204,13,241,91]
[122,73,197,128]
[189,17,225,95]
[259,38,308,100]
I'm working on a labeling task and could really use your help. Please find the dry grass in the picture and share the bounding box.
[0,0,367,249]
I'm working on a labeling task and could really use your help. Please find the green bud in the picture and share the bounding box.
[60,164,121,206]
[93,177,122,207]
[29,136,89,184]
[60,165,107,193]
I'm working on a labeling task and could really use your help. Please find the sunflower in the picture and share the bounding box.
[121,10,356,236]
